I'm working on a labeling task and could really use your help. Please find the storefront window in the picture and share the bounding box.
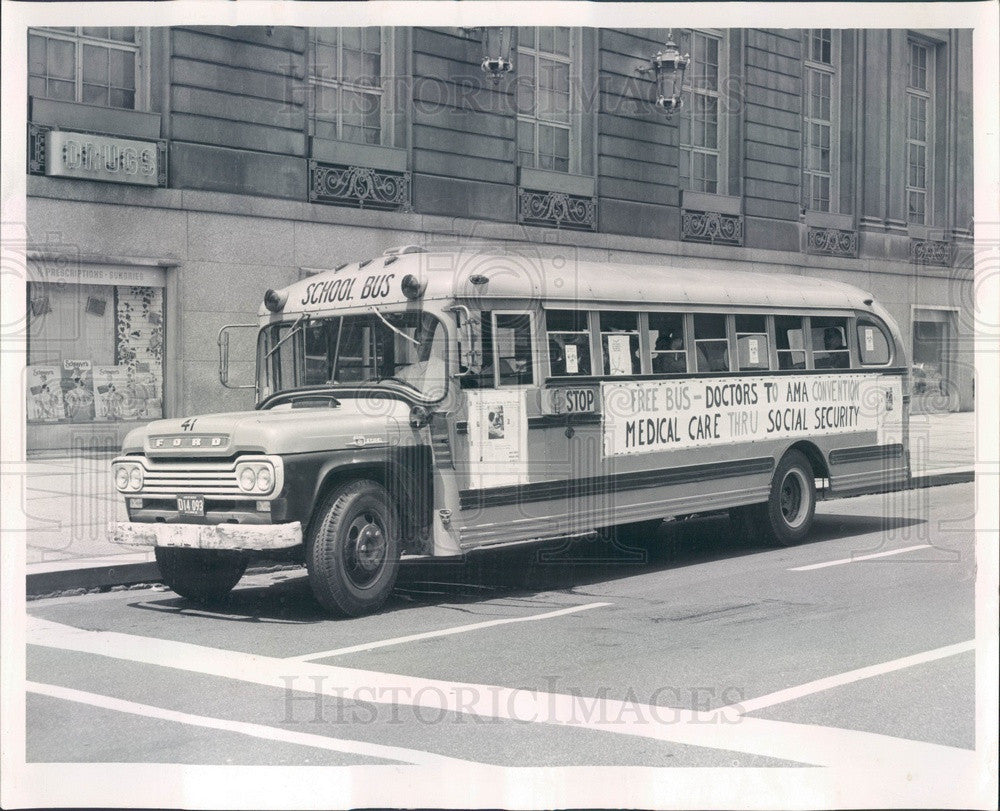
[27,278,164,426]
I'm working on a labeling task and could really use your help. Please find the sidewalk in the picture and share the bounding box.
[19,411,976,595]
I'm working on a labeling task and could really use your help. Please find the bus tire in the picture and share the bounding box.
[154,547,247,603]
[306,480,401,617]
[757,450,816,547]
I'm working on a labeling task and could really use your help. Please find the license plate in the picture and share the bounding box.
[177,495,205,516]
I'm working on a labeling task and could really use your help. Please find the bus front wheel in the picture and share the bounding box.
[154,547,247,603]
[758,450,816,546]
[306,480,401,617]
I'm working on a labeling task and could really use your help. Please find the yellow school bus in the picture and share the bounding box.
[110,247,909,616]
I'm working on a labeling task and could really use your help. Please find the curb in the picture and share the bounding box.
[26,469,974,598]
[27,560,161,598]
[909,468,975,489]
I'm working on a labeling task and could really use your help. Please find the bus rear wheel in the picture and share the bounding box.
[306,480,401,617]
[758,450,816,546]
[154,547,247,603]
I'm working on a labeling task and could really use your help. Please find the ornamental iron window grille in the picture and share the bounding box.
[910,238,952,266]
[681,209,743,246]
[309,160,411,211]
[806,227,858,257]
[518,188,596,231]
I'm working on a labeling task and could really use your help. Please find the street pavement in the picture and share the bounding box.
[17,410,978,596]
[20,482,983,807]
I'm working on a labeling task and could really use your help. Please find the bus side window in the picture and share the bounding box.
[494,313,535,386]
[811,316,851,369]
[648,312,687,373]
[775,316,807,369]
[546,310,592,376]
[857,320,891,365]
[735,314,770,371]
[694,314,730,372]
[600,311,641,375]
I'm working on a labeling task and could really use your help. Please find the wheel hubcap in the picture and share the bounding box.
[345,512,387,587]
[779,470,808,528]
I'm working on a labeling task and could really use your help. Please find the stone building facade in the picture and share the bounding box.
[24,26,974,453]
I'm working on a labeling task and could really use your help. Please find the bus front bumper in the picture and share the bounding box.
[109,521,303,551]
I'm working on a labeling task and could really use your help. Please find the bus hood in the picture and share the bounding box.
[122,398,408,457]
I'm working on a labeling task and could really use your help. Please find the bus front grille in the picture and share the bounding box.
[138,460,244,497]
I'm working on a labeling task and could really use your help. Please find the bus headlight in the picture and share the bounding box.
[236,461,275,495]
[115,466,130,491]
[113,462,144,493]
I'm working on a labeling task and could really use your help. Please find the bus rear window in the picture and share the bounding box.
[858,320,891,365]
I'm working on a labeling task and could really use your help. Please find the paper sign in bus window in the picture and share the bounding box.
[607,334,632,375]
[564,343,579,374]
[864,328,875,352]
[748,338,760,365]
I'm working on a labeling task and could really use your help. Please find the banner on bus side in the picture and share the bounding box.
[601,374,904,457]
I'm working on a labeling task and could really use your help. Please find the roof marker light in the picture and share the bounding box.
[469,274,489,285]
[401,273,426,299]
[264,289,288,313]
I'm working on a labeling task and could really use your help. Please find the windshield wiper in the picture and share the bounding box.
[265,313,310,360]
[369,306,419,346]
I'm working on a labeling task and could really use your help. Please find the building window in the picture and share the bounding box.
[906,40,933,225]
[803,30,837,212]
[310,28,391,146]
[678,30,723,194]
[517,27,574,173]
[28,27,143,110]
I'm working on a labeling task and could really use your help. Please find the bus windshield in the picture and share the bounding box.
[258,310,448,403]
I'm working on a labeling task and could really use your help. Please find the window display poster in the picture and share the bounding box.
[465,389,528,488]
[26,366,66,422]
[93,365,131,421]
[94,365,164,421]
[60,359,95,422]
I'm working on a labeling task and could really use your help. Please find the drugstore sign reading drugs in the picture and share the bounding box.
[602,374,903,456]
[45,130,160,186]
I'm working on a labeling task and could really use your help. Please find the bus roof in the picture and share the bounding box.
[261,248,878,319]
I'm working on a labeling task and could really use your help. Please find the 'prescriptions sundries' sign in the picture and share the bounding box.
[602,374,904,457]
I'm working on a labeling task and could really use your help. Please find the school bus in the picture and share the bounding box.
[110,246,909,616]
